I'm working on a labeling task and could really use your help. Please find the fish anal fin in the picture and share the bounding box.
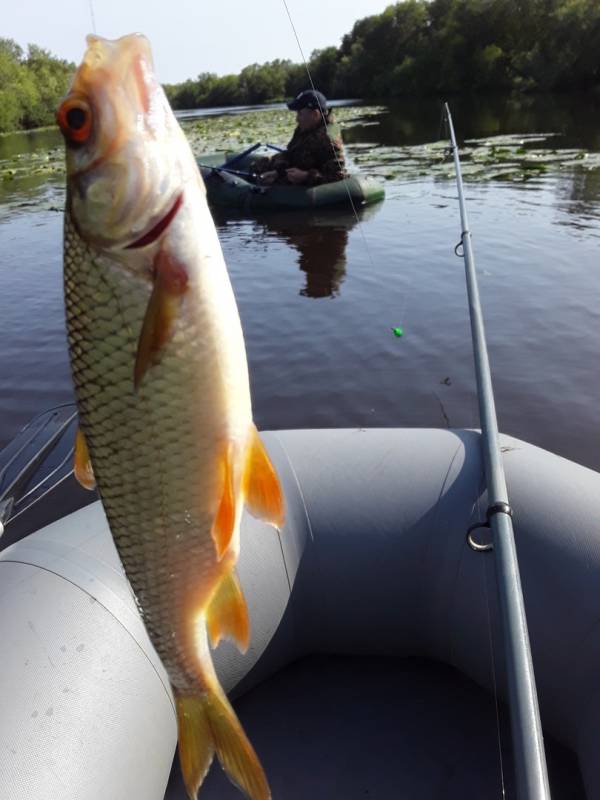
[74,427,96,490]
[243,426,285,529]
[211,444,236,560]
[207,571,250,653]
[134,249,188,389]
[176,687,270,800]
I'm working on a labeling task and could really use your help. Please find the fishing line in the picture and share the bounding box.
[472,399,508,796]
[454,129,507,796]
[470,476,507,799]
[280,0,381,278]
[482,538,508,799]
[446,105,541,796]
[88,0,97,34]
[281,0,421,417]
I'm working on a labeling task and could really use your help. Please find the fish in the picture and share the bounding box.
[58,33,284,800]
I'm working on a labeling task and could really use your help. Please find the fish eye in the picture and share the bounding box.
[66,107,87,130]
[57,97,93,144]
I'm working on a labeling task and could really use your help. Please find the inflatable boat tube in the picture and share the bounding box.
[1,428,598,799]
[198,147,385,211]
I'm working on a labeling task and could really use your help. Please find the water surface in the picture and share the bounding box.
[1,94,599,471]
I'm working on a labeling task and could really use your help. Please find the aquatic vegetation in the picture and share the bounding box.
[1,105,600,216]
[1,146,64,182]
[347,132,600,183]
[0,107,382,186]
[185,105,387,156]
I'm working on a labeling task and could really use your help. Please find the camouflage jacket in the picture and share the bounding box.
[257,120,346,186]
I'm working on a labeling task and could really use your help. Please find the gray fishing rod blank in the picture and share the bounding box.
[444,103,551,800]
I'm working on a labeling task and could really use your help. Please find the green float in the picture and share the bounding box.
[197,143,385,211]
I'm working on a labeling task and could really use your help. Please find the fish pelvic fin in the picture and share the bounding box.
[206,570,250,653]
[175,686,270,800]
[243,425,285,529]
[73,427,96,490]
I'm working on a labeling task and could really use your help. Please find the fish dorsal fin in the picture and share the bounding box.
[74,427,96,490]
[206,570,250,653]
[211,443,236,560]
[243,425,285,529]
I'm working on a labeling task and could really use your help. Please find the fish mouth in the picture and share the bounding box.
[125,192,184,249]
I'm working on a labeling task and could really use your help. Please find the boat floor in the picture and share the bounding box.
[164,654,584,799]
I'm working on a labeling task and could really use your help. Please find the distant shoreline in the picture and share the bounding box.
[3,88,600,138]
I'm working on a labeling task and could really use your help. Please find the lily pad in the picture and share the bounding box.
[1,107,599,210]
[347,129,600,183]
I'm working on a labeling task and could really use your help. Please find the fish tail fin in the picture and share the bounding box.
[176,693,214,800]
[175,672,270,800]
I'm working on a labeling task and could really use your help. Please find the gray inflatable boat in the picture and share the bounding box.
[0,414,598,799]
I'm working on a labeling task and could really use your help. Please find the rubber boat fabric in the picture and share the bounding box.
[0,428,597,799]
[198,145,385,211]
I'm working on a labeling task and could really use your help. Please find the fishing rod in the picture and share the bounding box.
[218,141,284,170]
[199,143,287,182]
[444,103,551,800]
[198,164,257,180]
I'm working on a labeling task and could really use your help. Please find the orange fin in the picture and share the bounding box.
[176,689,270,800]
[176,694,214,800]
[207,571,250,653]
[211,444,236,560]
[243,426,285,529]
[73,427,96,490]
[134,250,188,389]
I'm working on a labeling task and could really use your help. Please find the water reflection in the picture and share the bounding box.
[344,93,600,151]
[0,128,64,217]
[560,168,600,223]
[0,178,63,224]
[0,128,61,161]
[259,211,355,299]
[214,204,382,298]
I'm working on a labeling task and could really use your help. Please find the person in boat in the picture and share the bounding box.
[257,89,346,187]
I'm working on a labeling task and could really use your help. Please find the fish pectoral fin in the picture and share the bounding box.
[134,250,189,390]
[211,444,237,560]
[73,427,96,490]
[243,425,285,529]
[176,687,270,800]
[206,571,250,653]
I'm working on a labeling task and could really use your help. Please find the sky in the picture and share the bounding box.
[4,0,392,84]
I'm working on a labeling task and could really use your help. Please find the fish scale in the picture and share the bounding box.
[65,210,231,691]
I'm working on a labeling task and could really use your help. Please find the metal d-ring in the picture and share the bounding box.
[466,502,514,553]
[467,520,494,552]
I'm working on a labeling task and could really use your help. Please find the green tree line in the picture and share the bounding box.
[162,49,338,109]
[2,0,599,132]
[0,39,74,133]
[165,0,600,108]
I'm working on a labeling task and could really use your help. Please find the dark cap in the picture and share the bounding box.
[287,89,328,112]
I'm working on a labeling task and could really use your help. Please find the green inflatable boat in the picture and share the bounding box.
[197,143,385,211]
